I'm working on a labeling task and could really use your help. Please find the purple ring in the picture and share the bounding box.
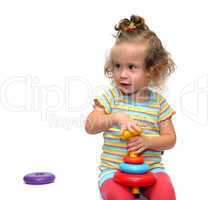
[23,172,55,185]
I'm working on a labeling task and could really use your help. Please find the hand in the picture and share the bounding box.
[127,136,150,154]
[114,112,142,134]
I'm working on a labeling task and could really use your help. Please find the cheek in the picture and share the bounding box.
[113,70,121,78]
[112,73,119,83]
[133,71,144,80]
[133,71,147,84]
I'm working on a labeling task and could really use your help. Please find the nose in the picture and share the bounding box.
[120,68,128,78]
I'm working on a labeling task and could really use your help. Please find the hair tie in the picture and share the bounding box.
[126,22,137,32]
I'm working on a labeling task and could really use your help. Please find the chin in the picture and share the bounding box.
[120,88,136,95]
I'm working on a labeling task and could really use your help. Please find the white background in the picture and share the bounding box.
[0,0,208,199]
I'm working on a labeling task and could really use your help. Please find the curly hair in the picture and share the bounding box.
[104,15,175,89]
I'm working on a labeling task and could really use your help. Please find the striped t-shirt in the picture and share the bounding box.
[94,84,175,187]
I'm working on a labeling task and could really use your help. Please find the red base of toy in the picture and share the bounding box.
[114,170,156,187]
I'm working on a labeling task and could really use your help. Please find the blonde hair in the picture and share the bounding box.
[104,15,175,89]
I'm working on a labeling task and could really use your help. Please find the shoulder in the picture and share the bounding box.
[151,91,176,121]
[100,83,121,102]
[93,84,121,114]
[150,90,168,105]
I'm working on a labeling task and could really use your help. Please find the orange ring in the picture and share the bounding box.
[124,155,144,164]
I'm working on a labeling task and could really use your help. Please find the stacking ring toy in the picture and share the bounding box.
[114,129,156,196]
[23,172,55,185]
[120,163,149,174]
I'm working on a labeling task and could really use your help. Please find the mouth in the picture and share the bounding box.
[120,83,132,88]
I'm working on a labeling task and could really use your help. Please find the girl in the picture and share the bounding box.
[85,15,176,200]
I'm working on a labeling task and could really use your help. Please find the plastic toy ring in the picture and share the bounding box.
[120,163,149,174]
[23,172,55,185]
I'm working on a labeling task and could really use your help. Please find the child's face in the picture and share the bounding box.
[111,41,149,95]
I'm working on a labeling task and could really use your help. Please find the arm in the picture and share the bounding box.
[147,94,176,151]
[85,103,117,134]
[128,118,176,153]
[146,118,176,151]
[85,100,141,134]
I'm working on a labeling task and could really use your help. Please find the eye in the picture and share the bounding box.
[114,63,121,69]
[128,64,137,70]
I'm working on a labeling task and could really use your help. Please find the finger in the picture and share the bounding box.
[127,140,139,148]
[135,143,145,154]
[132,124,142,133]
[128,142,143,152]
[128,136,140,142]
[136,126,142,133]
[128,145,138,152]
[128,145,138,151]
[127,124,137,133]
[128,138,141,146]
[136,146,145,154]
[120,125,127,134]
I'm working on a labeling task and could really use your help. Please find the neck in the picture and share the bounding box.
[128,88,151,103]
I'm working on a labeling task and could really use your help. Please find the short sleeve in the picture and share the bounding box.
[93,87,115,114]
[158,94,176,122]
